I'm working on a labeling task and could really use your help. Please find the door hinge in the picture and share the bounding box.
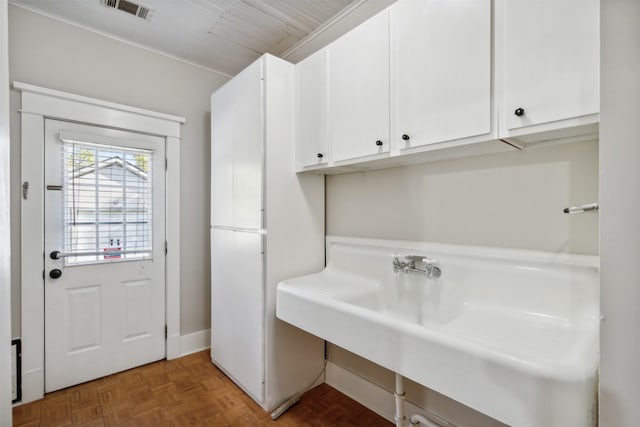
[165,325,168,339]
[165,241,168,255]
[165,158,168,171]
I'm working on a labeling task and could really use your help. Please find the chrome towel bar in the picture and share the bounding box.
[563,202,599,214]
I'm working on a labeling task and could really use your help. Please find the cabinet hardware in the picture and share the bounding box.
[401,134,410,141]
[514,107,525,117]
[316,153,323,159]
[22,182,29,200]
[375,140,383,146]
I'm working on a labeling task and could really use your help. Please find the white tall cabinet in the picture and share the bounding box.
[210,54,325,410]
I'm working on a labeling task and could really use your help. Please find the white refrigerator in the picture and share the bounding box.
[210,54,325,410]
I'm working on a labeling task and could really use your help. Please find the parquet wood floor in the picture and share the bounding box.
[12,350,392,427]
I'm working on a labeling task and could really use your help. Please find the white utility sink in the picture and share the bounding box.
[276,236,599,426]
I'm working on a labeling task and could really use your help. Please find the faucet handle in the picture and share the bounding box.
[391,254,403,273]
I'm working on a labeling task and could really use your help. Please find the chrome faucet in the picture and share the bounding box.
[391,254,442,279]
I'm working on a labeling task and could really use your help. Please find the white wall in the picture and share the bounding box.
[328,141,599,254]
[8,4,228,337]
[326,140,599,425]
[599,0,640,424]
[0,0,13,423]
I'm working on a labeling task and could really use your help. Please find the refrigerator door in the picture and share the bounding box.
[211,58,264,230]
[211,228,264,402]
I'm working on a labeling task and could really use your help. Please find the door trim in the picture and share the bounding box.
[16,81,184,404]
[0,0,12,423]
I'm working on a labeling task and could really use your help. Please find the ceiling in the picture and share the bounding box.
[10,0,359,76]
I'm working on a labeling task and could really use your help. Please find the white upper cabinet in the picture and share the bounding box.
[329,9,390,163]
[293,0,600,173]
[499,0,599,136]
[211,60,263,229]
[391,0,492,151]
[296,48,328,170]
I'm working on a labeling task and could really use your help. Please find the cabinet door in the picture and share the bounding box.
[297,49,329,169]
[502,0,599,131]
[231,231,264,402]
[391,0,491,149]
[211,59,264,229]
[210,229,236,374]
[211,85,234,227]
[211,229,264,402]
[231,60,264,230]
[329,9,390,162]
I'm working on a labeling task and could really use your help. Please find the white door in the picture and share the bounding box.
[44,119,166,392]
[329,8,390,162]
[391,0,491,149]
[502,0,599,130]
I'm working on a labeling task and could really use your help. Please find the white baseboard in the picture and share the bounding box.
[325,361,451,426]
[166,333,181,360]
[17,368,44,406]
[179,329,210,357]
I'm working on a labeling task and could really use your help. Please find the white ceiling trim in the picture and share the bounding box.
[8,0,234,78]
[280,0,367,60]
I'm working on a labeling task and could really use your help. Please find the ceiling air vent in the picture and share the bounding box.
[100,0,153,21]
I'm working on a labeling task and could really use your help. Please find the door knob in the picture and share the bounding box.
[514,107,525,117]
[49,269,62,279]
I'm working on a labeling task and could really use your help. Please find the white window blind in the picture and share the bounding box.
[61,139,154,265]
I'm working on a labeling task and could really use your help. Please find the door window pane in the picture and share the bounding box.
[62,140,154,265]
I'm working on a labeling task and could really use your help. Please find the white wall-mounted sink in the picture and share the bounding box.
[276,236,599,426]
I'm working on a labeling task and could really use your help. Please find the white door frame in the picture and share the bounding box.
[16,81,184,404]
[1,0,13,423]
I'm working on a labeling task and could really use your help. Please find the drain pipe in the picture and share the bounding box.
[409,414,440,427]
[394,373,445,427]
[394,373,406,426]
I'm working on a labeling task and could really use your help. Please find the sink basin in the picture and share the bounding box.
[276,236,599,426]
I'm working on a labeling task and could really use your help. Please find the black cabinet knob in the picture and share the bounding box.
[50,251,61,260]
[49,269,62,279]
[514,107,525,117]
[402,134,410,141]
[316,153,323,159]
[375,140,383,146]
